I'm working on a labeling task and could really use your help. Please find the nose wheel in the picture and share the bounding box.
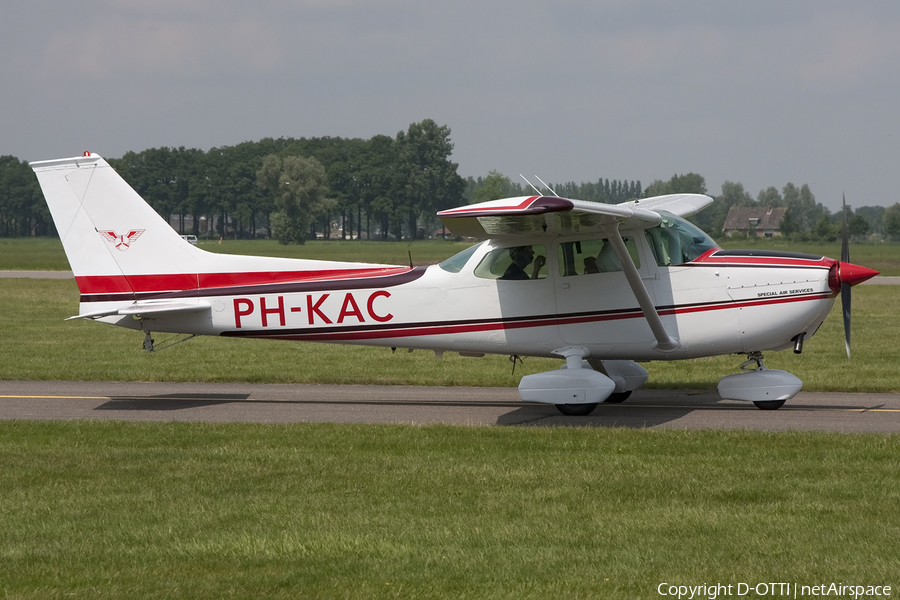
[743,353,787,409]
[753,399,786,410]
[717,352,802,410]
[555,403,599,416]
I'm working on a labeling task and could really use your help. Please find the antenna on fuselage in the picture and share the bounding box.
[519,174,542,195]
[519,174,559,197]
[534,176,559,197]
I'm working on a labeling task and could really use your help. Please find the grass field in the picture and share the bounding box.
[1,421,898,599]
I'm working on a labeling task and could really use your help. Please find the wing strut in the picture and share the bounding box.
[603,222,680,353]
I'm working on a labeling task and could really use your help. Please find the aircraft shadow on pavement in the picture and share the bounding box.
[95,393,251,412]
[496,391,728,428]
[496,404,698,428]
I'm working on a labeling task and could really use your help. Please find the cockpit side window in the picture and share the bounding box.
[557,238,639,276]
[474,244,548,280]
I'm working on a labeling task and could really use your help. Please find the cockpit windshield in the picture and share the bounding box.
[438,242,483,273]
[644,212,718,266]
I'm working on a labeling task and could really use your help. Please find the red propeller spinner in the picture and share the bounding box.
[828,261,880,292]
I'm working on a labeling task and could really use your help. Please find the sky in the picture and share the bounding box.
[3,1,900,211]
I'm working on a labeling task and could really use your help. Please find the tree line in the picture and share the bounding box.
[112,119,467,243]
[0,119,466,243]
[2,121,899,242]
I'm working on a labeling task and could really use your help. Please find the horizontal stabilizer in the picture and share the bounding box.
[68,301,211,321]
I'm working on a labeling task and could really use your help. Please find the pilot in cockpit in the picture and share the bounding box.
[501,245,546,280]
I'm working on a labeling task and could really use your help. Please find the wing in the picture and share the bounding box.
[126,229,145,242]
[99,230,118,243]
[437,193,713,239]
[617,193,713,218]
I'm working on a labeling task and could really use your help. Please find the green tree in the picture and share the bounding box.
[644,172,706,199]
[357,135,399,240]
[813,214,839,242]
[848,214,869,239]
[800,184,826,229]
[670,173,707,195]
[781,183,804,234]
[396,119,465,238]
[473,170,515,203]
[882,203,900,240]
[757,186,782,207]
[257,155,331,244]
[855,206,885,236]
[779,209,799,237]
[0,156,45,236]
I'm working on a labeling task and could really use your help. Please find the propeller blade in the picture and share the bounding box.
[842,281,852,359]
[833,195,879,359]
[841,193,850,263]
[841,193,851,358]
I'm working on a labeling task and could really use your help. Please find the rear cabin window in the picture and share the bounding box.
[474,244,548,280]
[557,238,639,276]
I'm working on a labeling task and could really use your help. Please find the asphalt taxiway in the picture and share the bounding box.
[2,381,899,432]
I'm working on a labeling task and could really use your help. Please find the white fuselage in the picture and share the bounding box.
[92,233,837,363]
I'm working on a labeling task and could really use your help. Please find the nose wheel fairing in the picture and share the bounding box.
[717,353,802,409]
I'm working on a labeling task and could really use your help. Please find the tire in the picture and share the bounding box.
[604,391,632,404]
[753,400,786,410]
[555,403,599,416]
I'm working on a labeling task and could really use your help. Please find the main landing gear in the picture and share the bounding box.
[554,390,633,416]
[516,348,649,417]
[555,403,599,416]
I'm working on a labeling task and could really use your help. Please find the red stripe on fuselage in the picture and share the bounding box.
[75,267,412,296]
[691,251,834,269]
[221,291,833,342]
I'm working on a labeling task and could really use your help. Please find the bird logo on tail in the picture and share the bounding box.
[100,229,145,251]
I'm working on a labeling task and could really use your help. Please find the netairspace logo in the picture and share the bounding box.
[657,582,892,599]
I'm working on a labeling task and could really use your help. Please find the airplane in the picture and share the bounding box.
[30,152,879,415]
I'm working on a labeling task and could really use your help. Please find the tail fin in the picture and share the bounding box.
[31,153,409,310]
[31,153,203,297]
